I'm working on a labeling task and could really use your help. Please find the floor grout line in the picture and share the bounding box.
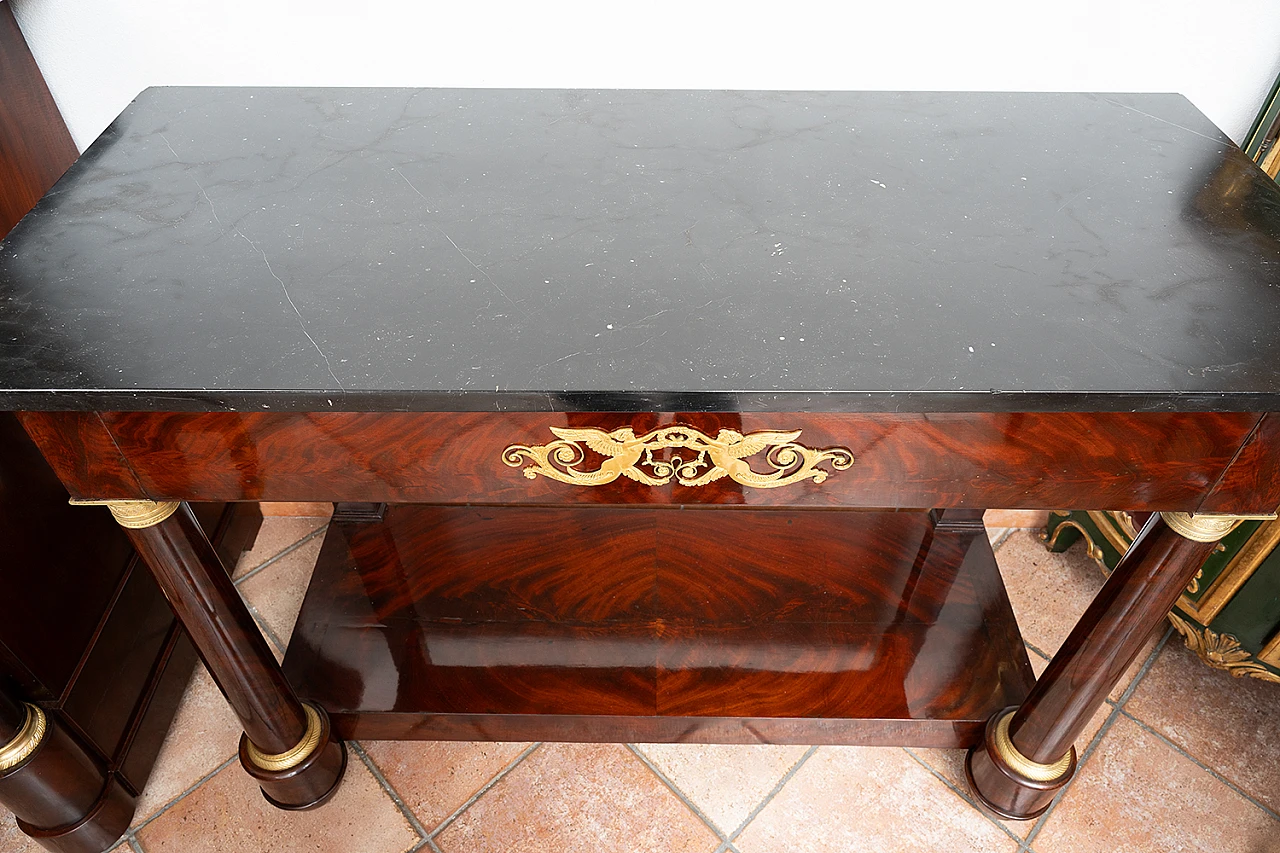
[1114,626,1280,825]
[128,753,239,835]
[1118,709,1280,825]
[234,526,327,657]
[121,527,323,846]
[233,523,329,586]
[427,742,542,841]
[1023,639,1053,662]
[244,599,289,658]
[725,745,818,843]
[989,527,1016,551]
[901,747,1028,849]
[350,740,431,842]
[626,745,728,841]
[1021,705,1122,847]
[1114,626,1172,709]
[1021,626,1171,847]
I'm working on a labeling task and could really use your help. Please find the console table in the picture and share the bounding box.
[2,88,1279,825]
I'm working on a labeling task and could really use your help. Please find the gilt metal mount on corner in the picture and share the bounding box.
[68,498,181,529]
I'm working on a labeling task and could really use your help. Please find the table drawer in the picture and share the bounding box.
[20,410,1273,513]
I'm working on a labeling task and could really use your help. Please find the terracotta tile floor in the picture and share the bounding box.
[7,509,1278,853]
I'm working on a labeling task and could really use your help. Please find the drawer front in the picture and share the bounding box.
[22,410,1268,512]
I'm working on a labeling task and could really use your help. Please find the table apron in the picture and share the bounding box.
[16,410,1278,513]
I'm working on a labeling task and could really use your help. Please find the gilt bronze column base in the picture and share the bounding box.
[965,707,1076,820]
[238,701,347,811]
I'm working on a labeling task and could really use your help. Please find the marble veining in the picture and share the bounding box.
[1,88,1279,413]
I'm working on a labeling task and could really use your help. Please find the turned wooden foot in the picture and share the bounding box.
[966,511,1259,819]
[85,500,347,810]
[0,689,134,853]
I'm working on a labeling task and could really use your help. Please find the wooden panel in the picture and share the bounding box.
[66,410,1266,511]
[0,413,133,699]
[17,411,144,499]
[59,558,173,769]
[118,630,198,795]
[283,506,1034,746]
[1198,412,1280,514]
[0,1,78,237]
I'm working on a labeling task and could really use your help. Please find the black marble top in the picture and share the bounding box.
[2,87,1280,413]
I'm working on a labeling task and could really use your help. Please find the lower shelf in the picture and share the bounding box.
[282,506,1034,747]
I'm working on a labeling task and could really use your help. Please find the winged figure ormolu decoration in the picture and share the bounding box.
[501,425,854,489]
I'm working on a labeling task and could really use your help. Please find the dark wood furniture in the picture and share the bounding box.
[0,8,263,851]
[0,1,77,238]
[0,414,261,852]
[4,88,1280,822]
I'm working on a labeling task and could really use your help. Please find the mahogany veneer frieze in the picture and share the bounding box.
[16,410,1272,511]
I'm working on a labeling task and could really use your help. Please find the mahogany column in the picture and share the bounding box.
[94,500,346,810]
[0,686,133,853]
[965,511,1242,819]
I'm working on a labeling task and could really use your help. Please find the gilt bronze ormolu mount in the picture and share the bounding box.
[502,425,854,488]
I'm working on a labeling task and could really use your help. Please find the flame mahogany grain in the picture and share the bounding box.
[16,412,143,500]
[16,410,1271,512]
[1197,412,1280,513]
[16,406,1276,816]
[281,505,1035,746]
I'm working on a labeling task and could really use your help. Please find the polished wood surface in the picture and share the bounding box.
[0,688,24,743]
[0,414,130,703]
[966,514,1219,819]
[0,708,134,853]
[0,1,78,238]
[123,507,307,753]
[14,413,140,501]
[16,776,134,853]
[283,506,1034,745]
[0,412,259,845]
[0,413,261,779]
[17,409,1273,513]
[1014,515,1217,758]
[0,405,261,851]
[1199,412,1280,513]
[121,504,346,810]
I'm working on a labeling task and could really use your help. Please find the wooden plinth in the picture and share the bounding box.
[282,506,1034,746]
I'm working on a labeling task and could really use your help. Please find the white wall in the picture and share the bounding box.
[12,0,1280,152]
